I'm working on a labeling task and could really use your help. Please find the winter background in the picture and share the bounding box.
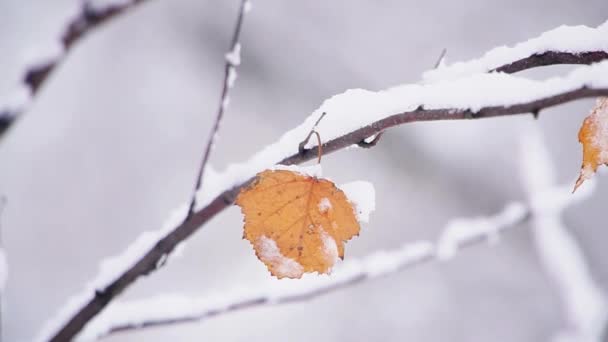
[1,0,608,341]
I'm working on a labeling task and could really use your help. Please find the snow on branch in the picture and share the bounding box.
[0,0,150,137]
[424,19,608,82]
[37,32,608,342]
[78,203,528,340]
[519,129,607,342]
[195,60,608,210]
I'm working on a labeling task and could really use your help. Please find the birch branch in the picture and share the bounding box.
[37,34,608,342]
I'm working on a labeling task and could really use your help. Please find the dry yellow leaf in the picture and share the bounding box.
[236,169,360,279]
[574,97,608,192]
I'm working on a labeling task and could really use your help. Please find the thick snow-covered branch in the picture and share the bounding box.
[519,129,607,342]
[424,20,608,82]
[0,0,150,137]
[79,203,528,340]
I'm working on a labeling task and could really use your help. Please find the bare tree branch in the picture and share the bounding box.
[0,0,150,137]
[492,51,608,74]
[187,0,250,217]
[45,79,608,341]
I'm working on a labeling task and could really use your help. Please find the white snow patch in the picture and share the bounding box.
[225,43,241,66]
[226,66,238,88]
[436,202,527,260]
[363,134,379,144]
[357,241,433,277]
[318,198,332,213]
[243,0,252,13]
[319,227,339,267]
[339,181,375,223]
[76,290,260,341]
[221,96,230,110]
[424,20,608,82]
[256,236,303,279]
[0,85,30,115]
[21,39,64,76]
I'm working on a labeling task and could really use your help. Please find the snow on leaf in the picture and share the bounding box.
[255,236,304,279]
[339,181,375,223]
[318,198,332,213]
[574,97,608,192]
[236,169,361,278]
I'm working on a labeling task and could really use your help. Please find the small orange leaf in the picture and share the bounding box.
[236,169,361,279]
[574,97,608,192]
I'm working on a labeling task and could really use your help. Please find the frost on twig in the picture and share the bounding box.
[519,128,607,342]
[436,202,527,260]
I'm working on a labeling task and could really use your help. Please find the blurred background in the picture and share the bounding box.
[1,0,607,341]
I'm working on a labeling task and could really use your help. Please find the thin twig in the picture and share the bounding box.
[186,0,250,218]
[0,0,150,137]
[433,48,447,69]
[298,112,327,155]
